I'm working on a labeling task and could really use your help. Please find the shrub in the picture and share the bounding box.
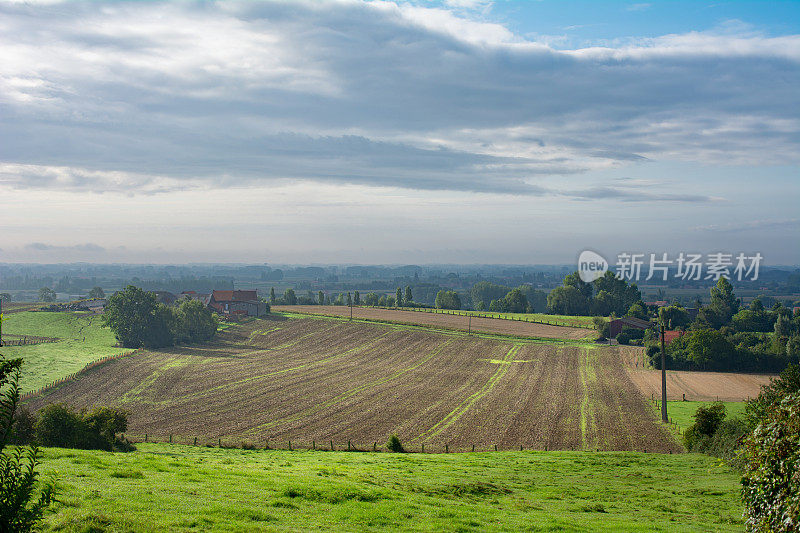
[684,402,726,451]
[593,317,610,340]
[34,404,132,452]
[386,435,405,453]
[741,392,800,532]
[0,356,54,532]
[10,407,37,445]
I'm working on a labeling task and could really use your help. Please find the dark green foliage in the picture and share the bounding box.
[386,435,405,453]
[404,286,413,305]
[547,286,589,315]
[33,404,132,452]
[616,326,644,346]
[9,408,36,445]
[362,292,380,306]
[593,317,610,339]
[38,287,56,302]
[103,286,174,348]
[0,356,54,532]
[469,282,509,310]
[741,392,800,532]
[591,271,642,316]
[745,364,800,427]
[270,287,276,303]
[396,288,403,307]
[434,291,461,310]
[283,289,297,305]
[352,291,360,306]
[658,305,690,330]
[88,286,105,299]
[173,299,218,344]
[625,301,649,320]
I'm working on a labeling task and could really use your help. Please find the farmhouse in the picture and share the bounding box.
[609,316,653,338]
[207,290,267,317]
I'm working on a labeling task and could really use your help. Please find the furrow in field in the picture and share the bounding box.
[414,344,521,442]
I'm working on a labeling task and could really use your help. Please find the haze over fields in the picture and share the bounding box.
[0,0,799,264]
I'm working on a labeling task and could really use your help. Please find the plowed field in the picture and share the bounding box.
[27,316,679,452]
[619,345,775,401]
[272,305,593,340]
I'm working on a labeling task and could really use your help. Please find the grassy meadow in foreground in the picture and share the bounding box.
[1,311,126,392]
[38,443,743,532]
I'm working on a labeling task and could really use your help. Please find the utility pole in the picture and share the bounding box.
[660,323,668,423]
[350,303,353,321]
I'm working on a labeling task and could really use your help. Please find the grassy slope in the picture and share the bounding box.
[39,444,743,532]
[1,311,126,392]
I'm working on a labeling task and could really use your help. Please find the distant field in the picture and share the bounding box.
[1,311,127,392]
[619,345,774,402]
[378,307,600,328]
[0,301,42,313]
[27,316,679,452]
[272,305,595,340]
[37,443,743,532]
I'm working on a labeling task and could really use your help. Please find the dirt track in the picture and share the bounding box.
[273,305,593,340]
[27,316,679,452]
[618,345,775,402]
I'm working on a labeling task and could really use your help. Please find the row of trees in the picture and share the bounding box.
[270,286,427,308]
[647,278,799,372]
[547,271,641,316]
[103,286,218,349]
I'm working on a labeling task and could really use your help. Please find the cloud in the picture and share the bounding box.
[626,3,652,12]
[692,219,800,232]
[25,242,106,252]
[0,0,797,196]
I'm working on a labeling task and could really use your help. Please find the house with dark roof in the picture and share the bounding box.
[207,290,267,317]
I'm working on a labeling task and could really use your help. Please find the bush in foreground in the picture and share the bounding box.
[34,404,133,452]
[386,435,405,453]
[741,392,800,532]
[0,356,54,532]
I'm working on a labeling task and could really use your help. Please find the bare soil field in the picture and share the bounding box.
[273,305,593,340]
[27,316,679,452]
[618,345,775,402]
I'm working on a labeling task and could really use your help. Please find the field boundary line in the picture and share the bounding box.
[414,343,522,442]
[578,347,598,451]
[247,338,456,434]
[354,306,598,329]
[278,312,595,346]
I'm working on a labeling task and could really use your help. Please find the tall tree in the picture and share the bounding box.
[709,277,739,325]
[346,292,352,306]
[37,287,56,302]
[564,272,593,301]
[396,288,403,307]
[283,289,297,305]
[102,286,174,348]
[404,286,413,304]
[88,286,105,299]
[270,287,276,303]
[318,291,325,305]
[353,291,360,306]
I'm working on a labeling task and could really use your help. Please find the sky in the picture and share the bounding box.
[0,0,798,265]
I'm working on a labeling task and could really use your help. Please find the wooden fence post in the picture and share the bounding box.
[330,440,334,451]
[169,434,172,443]
[445,444,448,453]
[288,440,292,451]
[421,443,425,453]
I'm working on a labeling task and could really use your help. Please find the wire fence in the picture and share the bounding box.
[19,348,142,402]
[0,334,60,346]
[120,434,674,454]
[355,305,597,329]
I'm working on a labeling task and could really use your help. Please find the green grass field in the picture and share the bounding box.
[1,311,127,392]
[37,443,743,532]
[666,401,748,432]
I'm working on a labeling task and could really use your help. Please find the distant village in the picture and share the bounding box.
[38,289,269,318]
